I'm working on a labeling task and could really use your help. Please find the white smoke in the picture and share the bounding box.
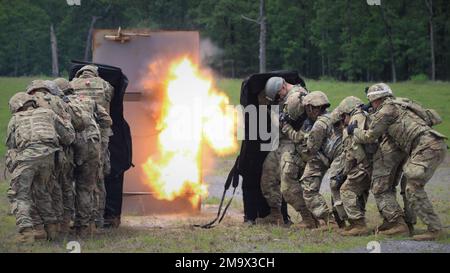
[200,38,223,66]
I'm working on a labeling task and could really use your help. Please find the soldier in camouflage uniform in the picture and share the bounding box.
[64,82,112,236]
[348,85,409,236]
[329,96,373,236]
[71,65,114,228]
[300,91,343,229]
[279,92,319,228]
[258,77,315,227]
[351,83,447,240]
[52,77,90,234]
[6,92,75,243]
[26,80,75,238]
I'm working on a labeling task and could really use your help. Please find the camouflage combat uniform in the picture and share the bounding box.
[339,109,372,222]
[6,93,74,242]
[27,80,75,226]
[71,65,114,227]
[300,113,343,221]
[354,86,447,238]
[53,78,91,230]
[66,93,112,232]
[260,85,313,224]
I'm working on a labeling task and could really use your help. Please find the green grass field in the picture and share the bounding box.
[0,77,449,252]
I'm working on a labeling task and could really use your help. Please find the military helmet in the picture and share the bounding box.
[9,92,35,113]
[366,83,393,102]
[302,91,330,107]
[265,77,284,101]
[53,78,73,95]
[285,92,306,120]
[336,96,363,115]
[26,80,51,94]
[44,80,63,96]
[75,65,99,78]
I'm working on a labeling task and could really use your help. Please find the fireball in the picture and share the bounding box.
[142,57,237,207]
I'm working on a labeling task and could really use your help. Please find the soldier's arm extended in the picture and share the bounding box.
[306,118,328,155]
[6,116,16,149]
[53,112,75,146]
[104,81,114,105]
[353,103,396,144]
[94,103,113,128]
[282,123,305,143]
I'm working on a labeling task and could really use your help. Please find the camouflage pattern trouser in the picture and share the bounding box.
[403,132,447,231]
[328,153,345,220]
[371,137,406,223]
[300,156,330,219]
[59,147,75,223]
[340,161,371,220]
[48,151,64,224]
[7,186,16,215]
[260,143,311,218]
[11,153,56,231]
[92,139,109,224]
[74,139,100,227]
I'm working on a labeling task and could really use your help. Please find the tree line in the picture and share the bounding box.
[0,0,449,81]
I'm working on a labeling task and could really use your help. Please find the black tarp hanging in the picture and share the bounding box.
[196,71,306,228]
[238,70,306,222]
[69,60,132,221]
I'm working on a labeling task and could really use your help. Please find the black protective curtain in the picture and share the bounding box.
[70,60,132,220]
[238,71,306,222]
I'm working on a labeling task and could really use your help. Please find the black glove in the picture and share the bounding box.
[279,112,290,124]
[358,103,371,112]
[335,174,347,186]
[347,120,358,135]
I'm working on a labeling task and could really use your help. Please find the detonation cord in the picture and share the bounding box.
[194,156,240,229]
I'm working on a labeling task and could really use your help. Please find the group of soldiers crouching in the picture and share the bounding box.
[5,65,116,244]
[258,77,447,241]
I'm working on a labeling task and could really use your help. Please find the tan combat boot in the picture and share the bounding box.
[60,221,71,235]
[294,214,317,229]
[378,217,409,236]
[375,219,394,233]
[413,230,445,241]
[76,225,92,238]
[45,223,59,241]
[342,221,355,232]
[33,225,48,240]
[256,208,284,225]
[89,222,105,235]
[340,219,370,236]
[317,214,339,231]
[15,227,35,244]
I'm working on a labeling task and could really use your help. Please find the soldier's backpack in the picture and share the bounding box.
[393,97,442,127]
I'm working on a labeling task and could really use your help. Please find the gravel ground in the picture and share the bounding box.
[203,154,450,253]
[341,240,450,253]
[204,155,449,199]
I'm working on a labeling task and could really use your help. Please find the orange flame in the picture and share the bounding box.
[142,57,237,207]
